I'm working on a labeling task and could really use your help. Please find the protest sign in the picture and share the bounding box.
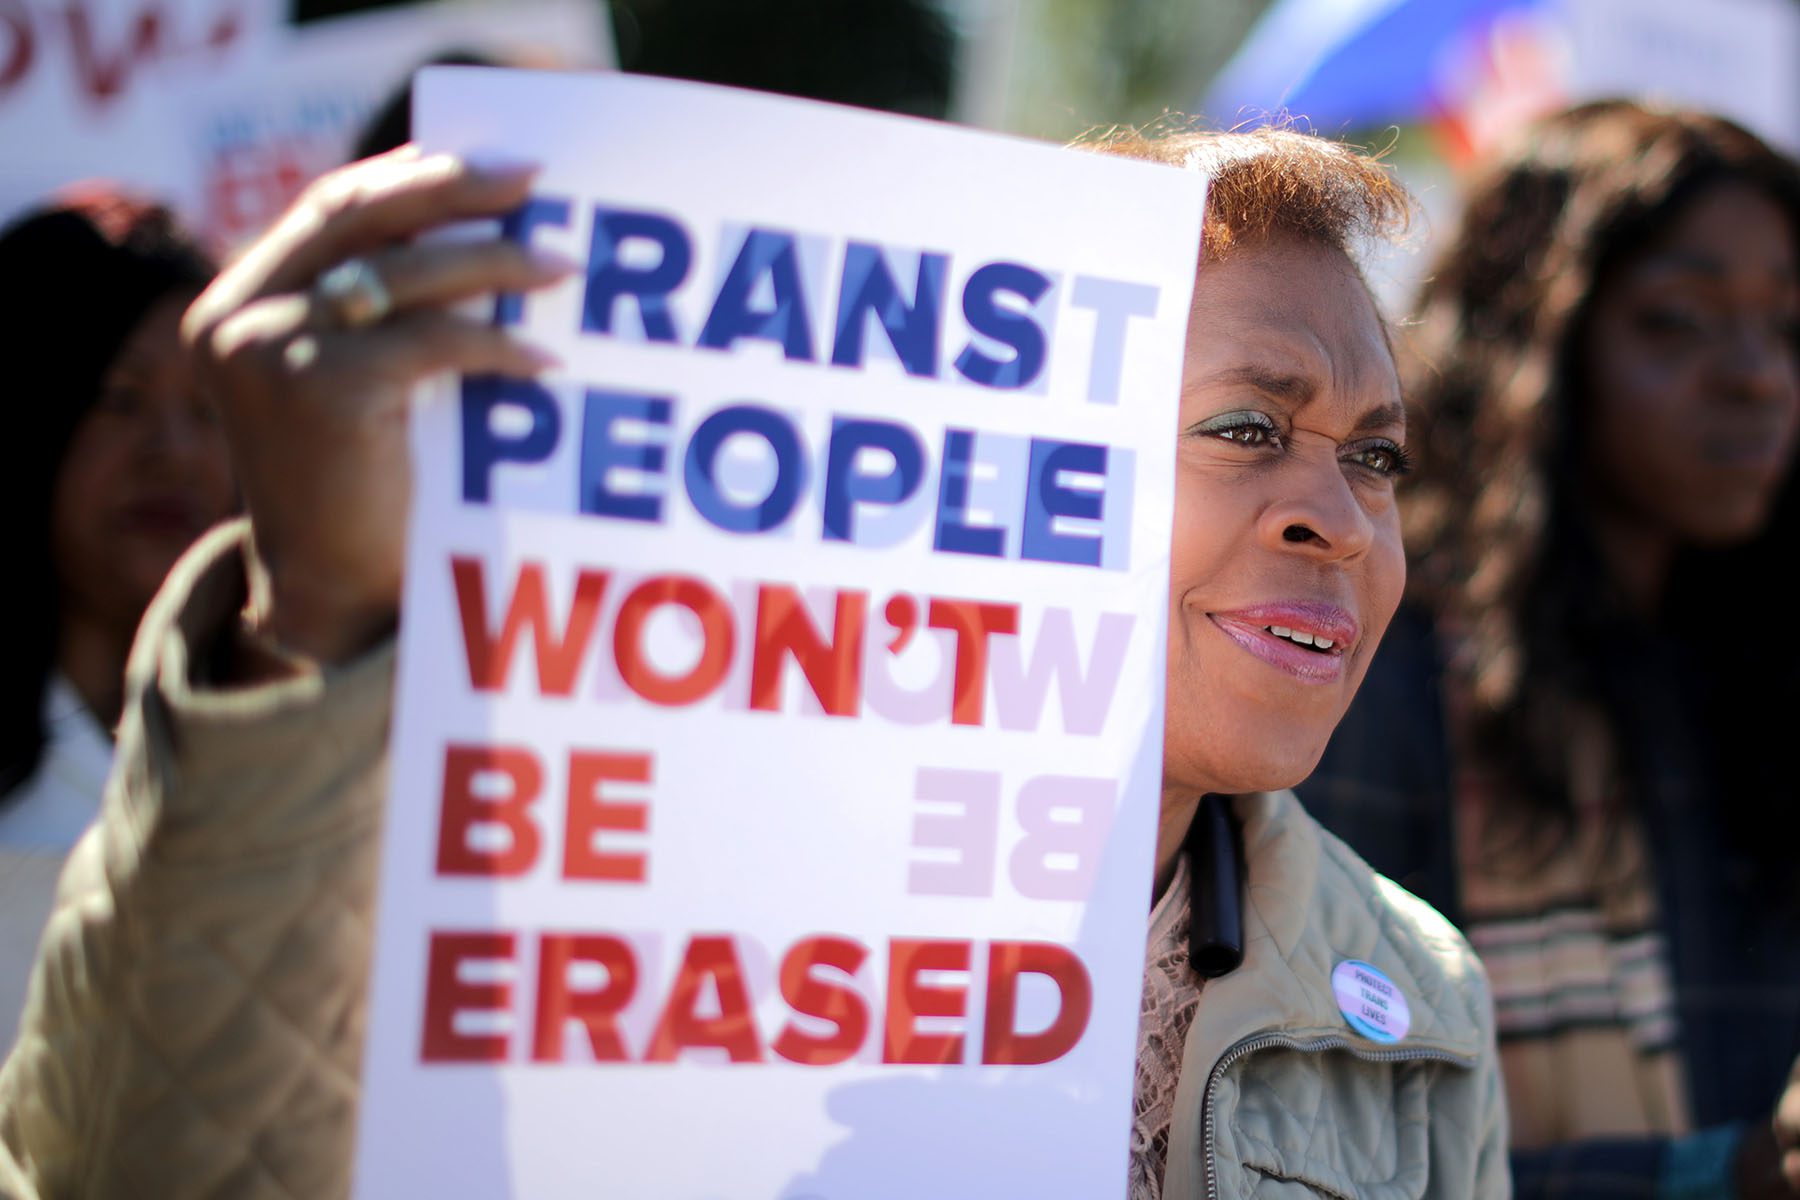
[355,67,1205,1198]
[0,0,609,240]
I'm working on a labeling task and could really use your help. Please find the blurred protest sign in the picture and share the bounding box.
[1562,0,1797,153]
[355,67,1203,1198]
[0,0,611,242]
[1204,0,1798,157]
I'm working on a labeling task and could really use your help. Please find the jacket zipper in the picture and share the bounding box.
[1201,1032,1476,1200]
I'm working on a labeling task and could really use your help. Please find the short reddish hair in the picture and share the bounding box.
[1077,124,1412,260]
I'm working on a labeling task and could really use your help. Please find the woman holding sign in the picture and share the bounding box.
[0,129,1505,1197]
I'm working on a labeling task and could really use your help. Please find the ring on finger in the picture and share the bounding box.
[313,256,395,329]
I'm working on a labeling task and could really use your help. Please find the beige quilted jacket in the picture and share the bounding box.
[0,523,1508,1199]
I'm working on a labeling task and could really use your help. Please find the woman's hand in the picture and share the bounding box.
[182,146,572,666]
[1775,1055,1800,1191]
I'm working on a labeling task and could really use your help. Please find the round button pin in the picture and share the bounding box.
[1332,959,1411,1044]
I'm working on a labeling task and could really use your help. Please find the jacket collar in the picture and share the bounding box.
[1161,790,1490,1196]
[1199,790,1487,1059]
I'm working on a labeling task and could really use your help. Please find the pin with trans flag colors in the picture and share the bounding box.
[1332,959,1411,1044]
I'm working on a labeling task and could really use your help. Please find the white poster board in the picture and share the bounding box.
[1564,0,1800,153]
[357,67,1204,1199]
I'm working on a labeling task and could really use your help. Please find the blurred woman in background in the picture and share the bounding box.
[0,191,236,1034]
[1302,100,1800,1196]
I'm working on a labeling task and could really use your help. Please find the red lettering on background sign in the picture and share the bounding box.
[63,1,162,100]
[0,2,245,104]
[205,139,312,244]
[1,1,33,91]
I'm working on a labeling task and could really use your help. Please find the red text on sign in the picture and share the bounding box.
[419,929,1092,1069]
[452,556,1017,726]
[436,743,653,883]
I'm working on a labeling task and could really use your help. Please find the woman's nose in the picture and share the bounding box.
[1256,454,1375,561]
[134,393,207,462]
[1717,318,1800,407]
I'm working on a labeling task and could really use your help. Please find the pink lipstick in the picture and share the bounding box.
[1207,602,1359,684]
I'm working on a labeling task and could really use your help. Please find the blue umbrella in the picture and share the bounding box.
[1203,0,1550,132]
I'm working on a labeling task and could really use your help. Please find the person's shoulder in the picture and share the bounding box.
[1265,790,1494,1051]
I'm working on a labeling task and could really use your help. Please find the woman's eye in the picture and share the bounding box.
[1344,440,1414,478]
[96,387,141,416]
[1194,411,1281,449]
[1638,306,1710,339]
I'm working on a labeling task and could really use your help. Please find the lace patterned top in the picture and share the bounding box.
[1129,852,1202,1200]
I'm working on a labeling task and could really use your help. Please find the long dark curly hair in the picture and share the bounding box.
[0,191,214,798]
[1401,101,1800,862]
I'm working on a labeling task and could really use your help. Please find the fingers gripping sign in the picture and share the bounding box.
[181,146,575,667]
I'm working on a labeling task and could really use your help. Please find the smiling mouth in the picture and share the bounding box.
[1206,605,1358,684]
[1262,624,1337,652]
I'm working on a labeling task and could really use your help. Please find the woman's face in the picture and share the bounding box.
[1581,181,1800,546]
[51,291,236,633]
[1164,234,1407,797]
